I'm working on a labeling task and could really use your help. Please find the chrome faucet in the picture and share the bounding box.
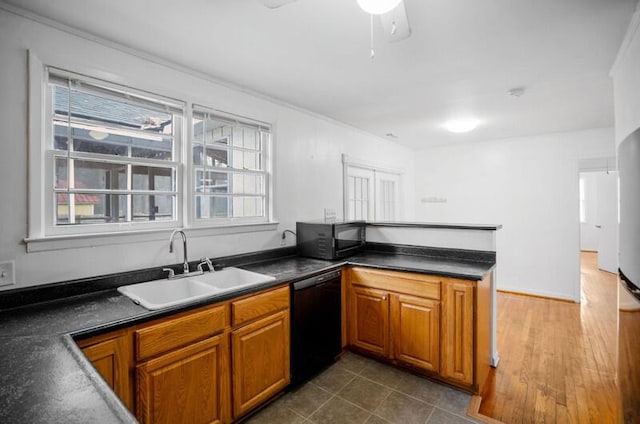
[169,229,189,274]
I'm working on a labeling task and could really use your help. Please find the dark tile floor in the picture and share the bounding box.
[245,352,484,424]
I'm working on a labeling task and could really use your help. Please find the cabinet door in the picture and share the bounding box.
[391,294,440,373]
[232,309,290,419]
[349,285,390,357]
[441,280,474,385]
[82,334,132,410]
[136,334,230,424]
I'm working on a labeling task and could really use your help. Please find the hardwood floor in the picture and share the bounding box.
[478,251,619,423]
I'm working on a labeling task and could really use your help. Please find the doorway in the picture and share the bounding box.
[578,157,618,276]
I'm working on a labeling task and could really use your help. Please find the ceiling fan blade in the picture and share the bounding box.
[380,0,411,42]
[262,0,297,9]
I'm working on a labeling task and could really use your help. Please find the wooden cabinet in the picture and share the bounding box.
[349,285,390,357]
[79,331,133,410]
[441,280,474,385]
[391,293,440,373]
[346,266,491,394]
[231,286,290,419]
[136,334,230,424]
[77,284,291,424]
[134,303,231,424]
[347,268,440,374]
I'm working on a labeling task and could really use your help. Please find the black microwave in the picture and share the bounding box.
[296,221,366,260]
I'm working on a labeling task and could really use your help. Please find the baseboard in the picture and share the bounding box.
[497,288,577,303]
[467,396,505,424]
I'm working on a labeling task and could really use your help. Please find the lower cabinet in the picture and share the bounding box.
[391,293,440,373]
[349,286,390,357]
[78,284,291,424]
[136,334,230,424]
[231,309,290,418]
[441,280,474,386]
[79,331,133,410]
[348,268,441,376]
[346,266,491,394]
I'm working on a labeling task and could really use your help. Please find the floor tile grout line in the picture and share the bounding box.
[304,371,358,420]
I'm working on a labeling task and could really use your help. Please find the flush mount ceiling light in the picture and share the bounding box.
[444,118,480,133]
[356,0,402,14]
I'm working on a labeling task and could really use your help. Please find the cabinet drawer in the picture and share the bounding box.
[232,286,289,327]
[135,304,228,361]
[350,267,441,300]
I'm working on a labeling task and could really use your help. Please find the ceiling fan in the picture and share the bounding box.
[261,0,411,44]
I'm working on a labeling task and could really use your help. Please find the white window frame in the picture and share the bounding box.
[187,105,272,228]
[25,51,277,252]
[28,53,184,240]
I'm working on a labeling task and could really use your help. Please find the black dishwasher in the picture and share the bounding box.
[290,269,342,387]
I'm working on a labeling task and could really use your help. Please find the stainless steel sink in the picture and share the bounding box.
[117,267,276,310]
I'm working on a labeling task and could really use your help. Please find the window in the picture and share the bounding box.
[46,70,183,233]
[27,54,276,250]
[191,107,270,224]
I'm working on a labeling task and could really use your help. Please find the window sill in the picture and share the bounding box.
[24,221,280,253]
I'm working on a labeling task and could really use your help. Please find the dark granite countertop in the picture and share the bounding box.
[0,249,495,423]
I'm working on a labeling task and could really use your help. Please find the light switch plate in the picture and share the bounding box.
[0,260,15,287]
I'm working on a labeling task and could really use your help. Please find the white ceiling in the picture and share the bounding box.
[6,0,636,149]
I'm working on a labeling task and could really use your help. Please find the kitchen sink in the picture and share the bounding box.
[117,267,276,310]
[190,267,276,291]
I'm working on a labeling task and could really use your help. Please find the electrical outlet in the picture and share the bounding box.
[324,208,336,222]
[0,260,15,287]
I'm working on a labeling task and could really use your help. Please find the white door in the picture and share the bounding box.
[375,172,400,221]
[345,166,374,221]
[596,171,619,273]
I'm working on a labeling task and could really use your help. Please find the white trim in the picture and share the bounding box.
[24,221,279,253]
[498,285,580,303]
[341,154,404,176]
[27,50,46,239]
[610,1,640,76]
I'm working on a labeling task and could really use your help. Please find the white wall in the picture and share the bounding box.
[612,3,640,285]
[612,5,640,145]
[0,8,415,290]
[413,127,616,301]
[579,172,599,251]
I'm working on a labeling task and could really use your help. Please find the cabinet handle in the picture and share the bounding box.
[382,295,387,300]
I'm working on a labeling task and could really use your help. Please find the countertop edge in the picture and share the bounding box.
[61,334,138,423]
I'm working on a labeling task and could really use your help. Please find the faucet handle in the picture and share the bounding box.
[162,268,175,279]
[198,257,214,272]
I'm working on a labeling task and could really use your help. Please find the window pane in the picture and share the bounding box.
[132,194,174,221]
[56,193,127,225]
[195,195,264,219]
[231,174,263,195]
[49,76,181,230]
[195,170,230,194]
[132,166,175,191]
[73,160,127,190]
[195,195,230,219]
[52,84,174,161]
[193,144,230,167]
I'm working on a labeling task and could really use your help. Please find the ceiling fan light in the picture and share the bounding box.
[357,0,402,15]
[444,118,480,133]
